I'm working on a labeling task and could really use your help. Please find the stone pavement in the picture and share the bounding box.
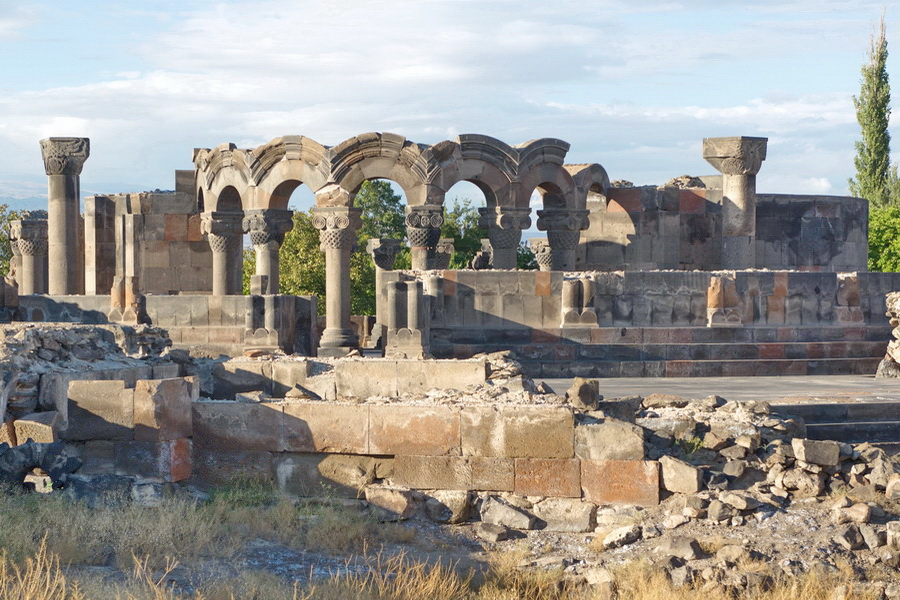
[538,375,900,405]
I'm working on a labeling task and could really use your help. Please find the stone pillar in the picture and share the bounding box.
[312,206,362,356]
[529,239,553,272]
[536,208,589,271]
[478,206,532,269]
[405,205,443,270]
[433,239,455,270]
[366,238,402,349]
[10,216,48,295]
[200,211,244,296]
[40,137,89,295]
[702,136,768,270]
[243,209,294,294]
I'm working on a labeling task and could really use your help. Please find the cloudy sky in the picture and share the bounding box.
[0,0,897,211]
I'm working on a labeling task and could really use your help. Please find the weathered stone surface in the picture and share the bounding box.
[719,492,759,511]
[657,536,703,560]
[791,438,839,467]
[275,453,375,498]
[192,401,283,452]
[780,468,826,498]
[566,377,600,410]
[476,522,508,543]
[115,438,191,482]
[64,380,133,441]
[282,402,368,454]
[192,448,273,486]
[365,484,415,521]
[603,524,641,549]
[596,395,641,423]
[391,455,515,492]
[424,490,470,524]
[531,498,596,533]
[369,405,459,456]
[834,523,865,550]
[514,458,580,497]
[659,456,702,494]
[887,474,900,502]
[834,503,871,524]
[0,420,16,447]
[706,499,734,522]
[859,524,885,549]
[480,496,536,530]
[335,359,487,398]
[575,418,644,461]
[461,405,574,458]
[642,393,690,409]
[581,460,659,506]
[886,521,900,550]
[14,411,61,444]
[133,378,193,442]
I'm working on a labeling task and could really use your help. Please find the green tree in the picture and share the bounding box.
[850,16,895,208]
[441,198,486,268]
[868,205,900,271]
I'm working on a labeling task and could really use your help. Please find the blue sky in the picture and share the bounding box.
[0,0,897,212]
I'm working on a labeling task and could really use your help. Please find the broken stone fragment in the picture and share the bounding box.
[859,524,885,550]
[596,395,642,423]
[659,455,703,494]
[14,411,61,444]
[887,474,900,501]
[833,503,871,525]
[424,490,470,524]
[603,524,641,549]
[531,497,596,533]
[706,499,734,522]
[718,492,759,511]
[791,438,840,467]
[719,445,748,460]
[642,393,690,409]
[475,522,508,543]
[364,484,416,521]
[565,377,600,410]
[656,536,703,560]
[833,523,865,551]
[480,496,536,530]
[575,417,644,461]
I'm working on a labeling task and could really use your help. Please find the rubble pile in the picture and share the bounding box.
[878,291,900,378]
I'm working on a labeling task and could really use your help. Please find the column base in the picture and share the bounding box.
[318,327,359,357]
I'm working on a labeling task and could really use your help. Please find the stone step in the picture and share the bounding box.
[804,421,900,444]
[770,402,900,423]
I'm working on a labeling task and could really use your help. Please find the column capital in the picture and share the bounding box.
[434,238,455,269]
[201,211,244,253]
[536,208,589,232]
[529,239,553,271]
[702,136,768,176]
[39,137,90,176]
[405,204,443,249]
[477,206,532,231]
[9,212,48,243]
[243,208,294,246]
[311,206,362,250]
[366,238,403,270]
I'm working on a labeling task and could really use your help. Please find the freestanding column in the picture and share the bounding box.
[10,216,48,295]
[200,211,244,296]
[405,205,443,270]
[312,206,362,356]
[243,209,294,294]
[366,238,402,349]
[40,137,89,295]
[702,136,768,270]
[479,206,532,269]
[536,208,590,270]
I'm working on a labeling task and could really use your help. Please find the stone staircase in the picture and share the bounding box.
[770,401,900,451]
[514,325,889,378]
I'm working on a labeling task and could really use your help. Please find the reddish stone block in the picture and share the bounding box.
[186,214,203,242]
[766,297,785,324]
[721,362,756,377]
[842,327,866,340]
[535,271,551,297]
[133,378,193,442]
[116,438,191,482]
[609,188,641,213]
[606,199,628,213]
[581,460,659,506]
[825,343,847,358]
[679,190,706,214]
[759,344,784,359]
[670,329,692,344]
[590,329,620,344]
[807,343,826,359]
[532,329,561,343]
[665,361,693,377]
[369,405,460,456]
[283,402,368,454]
[773,272,788,298]
[164,214,188,242]
[515,458,581,498]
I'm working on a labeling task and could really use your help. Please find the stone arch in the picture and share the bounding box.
[514,138,577,209]
[215,185,243,212]
[248,136,331,210]
[566,163,611,209]
[437,135,518,208]
[193,143,253,211]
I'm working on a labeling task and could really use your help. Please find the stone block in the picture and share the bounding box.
[274,453,376,498]
[424,490,471,524]
[481,496,536,529]
[369,405,459,456]
[791,438,840,467]
[658,455,703,494]
[282,402,368,454]
[515,458,581,497]
[461,405,574,458]
[581,460,659,506]
[365,484,416,521]
[471,457,515,491]
[532,497,596,532]
[392,455,471,489]
[334,359,487,399]
[192,448,273,486]
[64,380,134,441]
[78,440,116,474]
[133,378,192,442]
[14,411,61,444]
[575,418,644,460]
[116,438,191,482]
[0,420,16,447]
[192,401,283,452]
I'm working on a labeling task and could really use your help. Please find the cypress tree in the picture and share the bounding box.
[849,16,893,208]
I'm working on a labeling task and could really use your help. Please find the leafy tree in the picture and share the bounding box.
[517,241,537,270]
[441,198,486,269]
[868,205,900,271]
[850,16,895,208]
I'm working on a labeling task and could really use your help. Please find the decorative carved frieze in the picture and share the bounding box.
[535,208,589,233]
[39,138,90,176]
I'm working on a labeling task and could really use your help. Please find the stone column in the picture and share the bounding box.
[405,205,443,270]
[478,206,532,269]
[702,136,768,270]
[200,211,244,296]
[529,239,553,272]
[243,209,294,294]
[536,208,589,271]
[433,239,455,270]
[40,137,89,295]
[366,238,402,348]
[10,216,48,295]
[312,206,362,356]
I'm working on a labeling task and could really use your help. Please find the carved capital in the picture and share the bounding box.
[311,206,362,250]
[536,208,589,233]
[39,137,90,176]
[702,136,768,176]
[366,238,403,270]
[529,239,553,270]
[477,206,532,231]
[201,211,244,254]
[405,205,444,249]
[243,209,294,247]
[433,238,455,269]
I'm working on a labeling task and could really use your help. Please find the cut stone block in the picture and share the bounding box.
[659,455,703,494]
[365,484,416,521]
[274,453,375,498]
[115,438,191,482]
[282,402,368,454]
[64,380,134,441]
[15,411,62,444]
[575,418,644,460]
[581,459,660,506]
[424,490,471,524]
[78,440,116,474]
[461,405,574,458]
[192,401,283,452]
[791,438,840,467]
[480,496,536,529]
[369,405,459,456]
[192,448,273,486]
[514,458,581,497]
[532,498,596,532]
[133,378,192,442]
[391,455,514,491]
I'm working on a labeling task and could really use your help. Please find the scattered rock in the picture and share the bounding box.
[656,536,703,560]
[833,524,866,551]
[424,490,470,524]
[659,455,703,495]
[476,522,508,543]
[532,498,595,533]
[642,393,690,409]
[565,378,600,410]
[719,492,759,511]
[791,438,840,467]
[603,524,642,549]
[481,496,536,530]
[364,485,416,521]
